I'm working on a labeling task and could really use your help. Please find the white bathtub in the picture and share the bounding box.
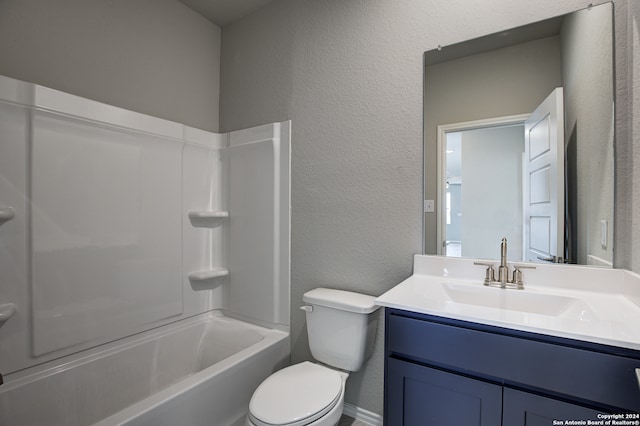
[0,313,289,426]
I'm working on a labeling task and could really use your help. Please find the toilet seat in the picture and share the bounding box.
[248,362,343,426]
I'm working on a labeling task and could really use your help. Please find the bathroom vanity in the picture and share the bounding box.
[376,256,640,425]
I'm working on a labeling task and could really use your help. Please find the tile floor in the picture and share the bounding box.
[337,414,372,426]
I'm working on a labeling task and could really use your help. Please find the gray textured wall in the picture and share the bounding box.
[220,0,638,415]
[613,0,638,273]
[561,4,615,265]
[619,0,640,273]
[633,1,640,272]
[0,0,221,131]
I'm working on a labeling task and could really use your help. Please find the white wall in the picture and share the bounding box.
[220,0,636,416]
[461,126,524,260]
[0,0,221,132]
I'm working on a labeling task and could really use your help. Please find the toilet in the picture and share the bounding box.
[246,288,380,426]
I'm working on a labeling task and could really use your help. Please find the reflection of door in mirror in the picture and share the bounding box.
[439,89,565,263]
[438,118,526,261]
[524,88,565,264]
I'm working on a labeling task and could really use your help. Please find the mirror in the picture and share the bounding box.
[423,2,615,267]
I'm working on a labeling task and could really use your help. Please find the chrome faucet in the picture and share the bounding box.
[497,237,509,285]
[474,237,535,289]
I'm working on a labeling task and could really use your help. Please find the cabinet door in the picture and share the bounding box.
[503,387,603,426]
[386,358,502,426]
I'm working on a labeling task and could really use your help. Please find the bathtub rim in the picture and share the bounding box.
[0,310,287,391]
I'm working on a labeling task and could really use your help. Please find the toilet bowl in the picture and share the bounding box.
[246,362,348,426]
[246,288,380,426]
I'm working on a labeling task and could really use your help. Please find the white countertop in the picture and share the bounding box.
[375,255,640,351]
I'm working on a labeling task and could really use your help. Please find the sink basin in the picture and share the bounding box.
[375,255,640,350]
[442,282,589,317]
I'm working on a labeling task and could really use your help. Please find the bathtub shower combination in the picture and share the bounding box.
[0,74,291,426]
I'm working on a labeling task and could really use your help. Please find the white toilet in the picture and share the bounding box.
[246,288,380,426]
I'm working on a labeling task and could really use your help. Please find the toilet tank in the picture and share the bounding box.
[302,288,380,372]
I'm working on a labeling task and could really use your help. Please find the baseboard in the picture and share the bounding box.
[343,403,383,426]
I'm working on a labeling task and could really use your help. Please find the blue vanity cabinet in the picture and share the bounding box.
[387,357,502,425]
[383,308,640,425]
[503,388,602,425]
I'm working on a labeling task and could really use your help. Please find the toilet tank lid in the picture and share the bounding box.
[303,288,380,314]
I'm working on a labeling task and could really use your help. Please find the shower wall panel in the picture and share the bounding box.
[227,122,290,327]
[0,92,31,374]
[0,74,290,377]
[31,109,183,356]
[182,127,228,314]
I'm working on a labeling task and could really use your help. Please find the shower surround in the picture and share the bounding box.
[0,74,290,425]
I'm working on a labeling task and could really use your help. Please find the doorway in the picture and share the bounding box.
[437,115,528,260]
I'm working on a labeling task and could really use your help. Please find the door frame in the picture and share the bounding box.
[436,114,530,255]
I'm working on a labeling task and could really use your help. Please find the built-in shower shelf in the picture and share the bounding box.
[0,207,15,227]
[0,303,16,327]
[188,210,229,228]
[188,268,229,282]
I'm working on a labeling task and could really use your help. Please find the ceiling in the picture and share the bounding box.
[179,0,275,27]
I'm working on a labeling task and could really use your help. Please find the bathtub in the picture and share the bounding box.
[0,313,289,426]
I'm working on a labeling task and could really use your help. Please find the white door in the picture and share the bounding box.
[523,88,564,263]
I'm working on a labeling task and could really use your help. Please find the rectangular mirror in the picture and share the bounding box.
[423,2,615,267]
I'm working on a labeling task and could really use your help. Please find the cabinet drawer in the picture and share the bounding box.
[387,312,640,411]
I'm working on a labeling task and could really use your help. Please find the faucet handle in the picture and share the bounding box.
[473,262,496,285]
[511,264,536,289]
